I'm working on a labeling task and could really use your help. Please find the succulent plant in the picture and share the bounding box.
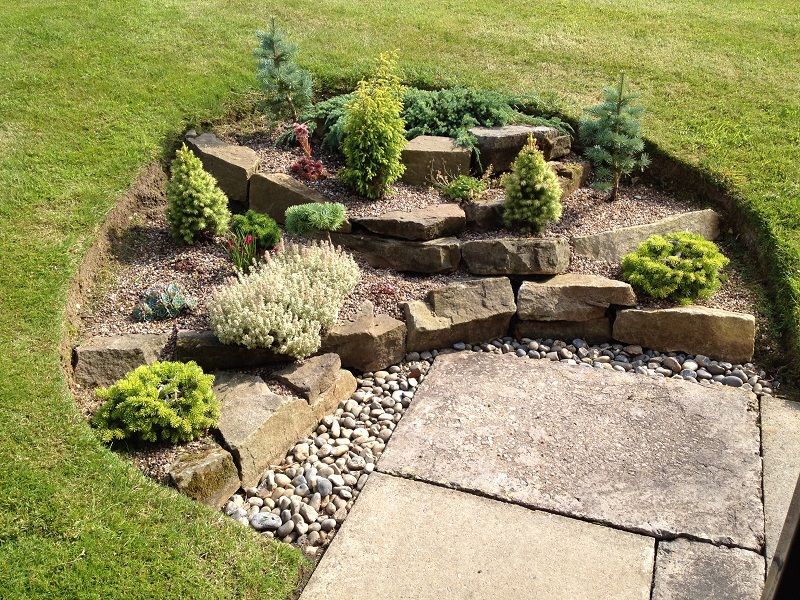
[132,282,196,322]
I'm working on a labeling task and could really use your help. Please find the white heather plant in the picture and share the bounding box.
[209,241,360,359]
[166,144,230,243]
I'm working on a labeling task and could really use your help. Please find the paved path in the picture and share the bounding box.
[302,352,800,599]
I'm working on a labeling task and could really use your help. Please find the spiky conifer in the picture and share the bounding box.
[255,19,313,120]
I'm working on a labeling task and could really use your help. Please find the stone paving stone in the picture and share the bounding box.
[300,472,655,600]
[379,352,764,550]
[762,396,800,563]
[651,539,764,600]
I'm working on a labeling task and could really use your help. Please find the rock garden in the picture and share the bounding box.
[69,22,783,568]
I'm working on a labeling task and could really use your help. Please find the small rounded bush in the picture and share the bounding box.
[285,202,346,236]
[166,144,230,243]
[231,210,282,250]
[502,136,562,233]
[441,175,487,201]
[621,232,729,304]
[91,361,220,444]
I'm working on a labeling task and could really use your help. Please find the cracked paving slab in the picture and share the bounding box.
[300,472,655,600]
[378,352,764,551]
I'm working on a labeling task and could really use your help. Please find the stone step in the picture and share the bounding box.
[651,539,763,599]
[214,372,316,488]
[517,274,636,322]
[462,192,505,232]
[572,209,722,262]
[353,203,466,241]
[612,306,755,364]
[379,352,764,551]
[248,172,328,224]
[461,237,571,275]
[400,135,471,186]
[514,317,612,344]
[470,124,571,172]
[329,232,460,274]
[168,443,241,508]
[185,131,259,205]
[73,333,169,388]
[321,313,407,372]
[175,330,285,371]
[403,277,516,352]
[300,472,656,599]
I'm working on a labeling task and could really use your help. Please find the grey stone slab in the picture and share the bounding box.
[651,539,764,600]
[214,372,314,487]
[73,333,169,388]
[762,396,800,563]
[379,352,764,550]
[300,472,655,600]
[572,208,721,262]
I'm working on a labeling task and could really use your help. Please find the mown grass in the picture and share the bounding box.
[1,0,798,597]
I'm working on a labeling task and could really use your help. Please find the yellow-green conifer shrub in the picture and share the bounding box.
[91,361,219,444]
[502,136,562,233]
[166,144,230,243]
[621,232,729,304]
[339,52,406,199]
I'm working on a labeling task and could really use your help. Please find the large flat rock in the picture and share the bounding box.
[248,172,328,223]
[470,125,571,171]
[176,330,285,371]
[354,203,465,241]
[613,306,755,363]
[517,274,636,321]
[186,132,259,204]
[329,232,460,274]
[379,352,764,550]
[321,313,407,372]
[403,277,516,351]
[214,372,313,487]
[572,209,721,262]
[400,135,471,185]
[300,472,655,600]
[73,333,169,388]
[761,396,800,563]
[461,237,571,275]
[651,539,764,600]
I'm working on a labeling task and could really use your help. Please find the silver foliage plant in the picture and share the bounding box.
[208,241,360,359]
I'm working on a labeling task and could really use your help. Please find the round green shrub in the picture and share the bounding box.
[285,202,346,236]
[621,232,729,304]
[166,144,230,243]
[502,136,562,233]
[231,210,282,250]
[441,175,487,201]
[91,361,220,444]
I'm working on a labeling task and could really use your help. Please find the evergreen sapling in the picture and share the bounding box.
[255,19,313,120]
[579,73,650,201]
[502,136,562,233]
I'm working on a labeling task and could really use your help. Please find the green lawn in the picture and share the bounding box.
[1,0,798,597]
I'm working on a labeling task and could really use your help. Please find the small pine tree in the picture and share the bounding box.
[502,136,562,233]
[255,19,313,120]
[166,144,230,243]
[339,52,406,199]
[579,72,650,201]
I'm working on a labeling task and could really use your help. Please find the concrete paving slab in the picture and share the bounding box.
[300,472,654,600]
[651,539,764,600]
[762,396,800,563]
[379,352,764,550]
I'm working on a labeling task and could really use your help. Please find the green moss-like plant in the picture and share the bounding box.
[231,210,282,250]
[91,361,220,444]
[501,136,562,233]
[621,232,729,304]
[339,52,406,199]
[285,202,346,239]
[166,144,230,243]
[441,174,487,201]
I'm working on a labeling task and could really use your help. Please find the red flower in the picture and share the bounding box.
[244,234,254,245]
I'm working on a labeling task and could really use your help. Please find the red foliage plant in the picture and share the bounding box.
[290,122,327,181]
